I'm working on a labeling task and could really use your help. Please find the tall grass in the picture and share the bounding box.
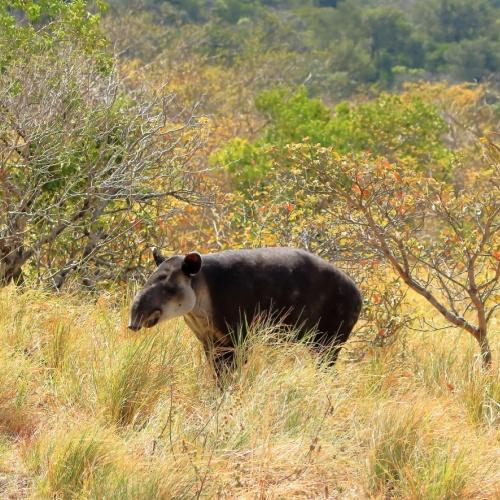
[24,423,197,499]
[0,348,38,436]
[26,425,118,498]
[0,286,498,498]
[367,406,424,494]
[366,405,472,498]
[93,332,175,427]
[401,446,470,500]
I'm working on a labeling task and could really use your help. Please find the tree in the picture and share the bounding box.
[0,0,108,70]
[414,0,494,44]
[363,7,424,84]
[265,143,499,366]
[0,48,206,288]
[444,38,500,81]
[214,0,260,24]
[0,1,207,288]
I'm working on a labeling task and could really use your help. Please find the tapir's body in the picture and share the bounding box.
[129,247,362,377]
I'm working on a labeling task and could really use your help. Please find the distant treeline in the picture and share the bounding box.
[108,0,500,91]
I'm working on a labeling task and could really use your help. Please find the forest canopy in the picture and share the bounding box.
[107,0,500,91]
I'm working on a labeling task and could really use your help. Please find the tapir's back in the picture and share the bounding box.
[197,247,362,344]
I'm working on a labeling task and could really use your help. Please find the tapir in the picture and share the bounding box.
[129,247,362,377]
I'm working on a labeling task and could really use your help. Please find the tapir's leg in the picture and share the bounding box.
[323,344,343,366]
[308,339,342,366]
[311,325,352,367]
[203,342,235,383]
[213,348,235,381]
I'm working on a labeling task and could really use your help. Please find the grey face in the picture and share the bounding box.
[128,249,202,331]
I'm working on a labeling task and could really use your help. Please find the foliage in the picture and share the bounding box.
[0,47,206,288]
[215,86,452,189]
[1,1,498,495]
[210,80,499,362]
[0,0,109,70]
[107,0,500,90]
[0,0,209,288]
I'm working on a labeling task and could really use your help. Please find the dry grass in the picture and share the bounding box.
[0,285,498,499]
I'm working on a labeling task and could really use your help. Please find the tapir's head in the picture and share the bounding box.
[128,248,202,331]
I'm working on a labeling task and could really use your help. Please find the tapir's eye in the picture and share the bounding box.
[155,274,167,281]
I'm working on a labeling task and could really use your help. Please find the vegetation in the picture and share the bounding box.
[0,1,208,288]
[0,0,499,497]
[107,0,500,92]
[0,288,498,498]
[214,84,499,366]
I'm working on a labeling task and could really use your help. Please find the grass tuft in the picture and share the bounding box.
[26,424,119,498]
[94,332,177,427]
[367,405,424,494]
[458,364,500,427]
[401,446,470,500]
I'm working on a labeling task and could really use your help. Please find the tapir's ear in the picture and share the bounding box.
[151,247,165,266]
[182,252,202,276]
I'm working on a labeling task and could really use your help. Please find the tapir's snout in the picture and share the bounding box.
[128,291,147,331]
[127,250,201,332]
[128,322,142,331]
[128,287,163,331]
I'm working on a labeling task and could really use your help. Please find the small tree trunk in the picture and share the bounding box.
[470,285,491,368]
[0,263,24,287]
[0,250,25,287]
[476,331,492,368]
